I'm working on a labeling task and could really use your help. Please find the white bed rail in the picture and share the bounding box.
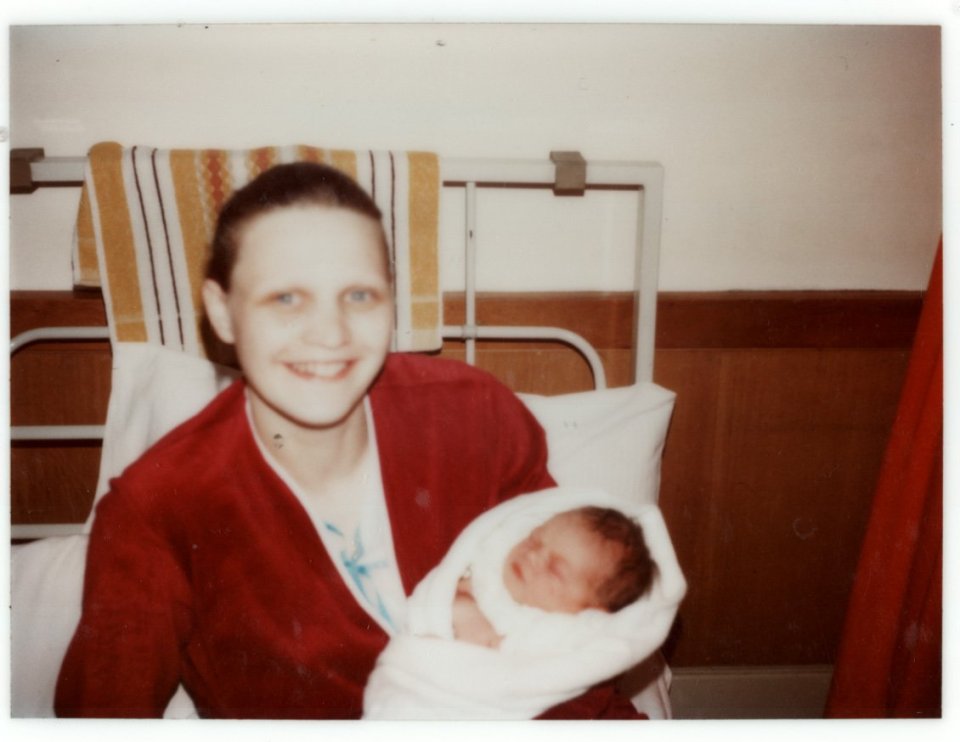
[10,327,110,442]
[11,327,111,540]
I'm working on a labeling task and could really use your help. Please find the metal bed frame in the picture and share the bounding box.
[11,154,664,539]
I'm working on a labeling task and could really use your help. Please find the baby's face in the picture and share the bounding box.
[502,511,619,613]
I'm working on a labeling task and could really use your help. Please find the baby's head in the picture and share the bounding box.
[502,506,656,614]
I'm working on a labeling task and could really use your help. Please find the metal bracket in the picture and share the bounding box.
[549,150,587,196]
[10,148,45,194]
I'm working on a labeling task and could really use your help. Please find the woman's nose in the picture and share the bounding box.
[302,304,349,348]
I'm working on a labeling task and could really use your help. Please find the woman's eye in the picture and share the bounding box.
[345,288,379,305]
[271,292,300,307]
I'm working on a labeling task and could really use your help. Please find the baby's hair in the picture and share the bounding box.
[576,506,657,612]
[206,161,388,290]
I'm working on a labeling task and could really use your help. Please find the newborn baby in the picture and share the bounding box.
[452,506,656,648]
[362,487,686,719]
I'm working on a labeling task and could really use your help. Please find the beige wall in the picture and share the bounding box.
[9,23,942,291]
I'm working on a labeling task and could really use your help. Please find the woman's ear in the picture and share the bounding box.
[202,279,236,345]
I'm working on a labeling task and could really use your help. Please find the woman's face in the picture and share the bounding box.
[204,205,393,436]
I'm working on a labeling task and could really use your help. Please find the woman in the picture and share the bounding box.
[54,162,640,719]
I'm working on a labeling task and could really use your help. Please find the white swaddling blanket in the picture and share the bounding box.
[362,487,686,719]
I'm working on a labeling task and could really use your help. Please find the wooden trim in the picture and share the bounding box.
[11,289,922,351]
[10,290,107,338]
[656,291,923,349]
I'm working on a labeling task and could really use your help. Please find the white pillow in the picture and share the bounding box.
[520,383,675,505]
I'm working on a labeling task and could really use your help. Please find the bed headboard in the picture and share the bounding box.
[10,151,665,540]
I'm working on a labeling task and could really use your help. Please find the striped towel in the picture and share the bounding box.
[72,142,442,355]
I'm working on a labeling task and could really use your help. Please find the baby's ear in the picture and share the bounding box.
[202,279,236,345]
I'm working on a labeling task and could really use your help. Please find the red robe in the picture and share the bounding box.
[55,354,639,719]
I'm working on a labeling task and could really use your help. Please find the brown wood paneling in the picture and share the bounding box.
[445,292,635,352]
[10,348,113,426]
[8,289,921,669]
[11,444,101,524]
[10,353,111,528]
[441,346,633,395]
[10,291,113,527]
[655,348,910,666]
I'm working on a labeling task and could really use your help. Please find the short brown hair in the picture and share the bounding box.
[577,506,657,612]
[206,161,388,290]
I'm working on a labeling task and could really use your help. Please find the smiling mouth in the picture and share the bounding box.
[285,360,353,380]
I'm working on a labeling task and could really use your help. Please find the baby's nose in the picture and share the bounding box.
[527,546,547,569]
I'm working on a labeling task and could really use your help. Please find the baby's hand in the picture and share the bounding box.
[452,577,502,649]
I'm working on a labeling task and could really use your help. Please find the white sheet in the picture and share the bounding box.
[10,536,87,718]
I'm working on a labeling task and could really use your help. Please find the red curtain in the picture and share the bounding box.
[825,243,943,718]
